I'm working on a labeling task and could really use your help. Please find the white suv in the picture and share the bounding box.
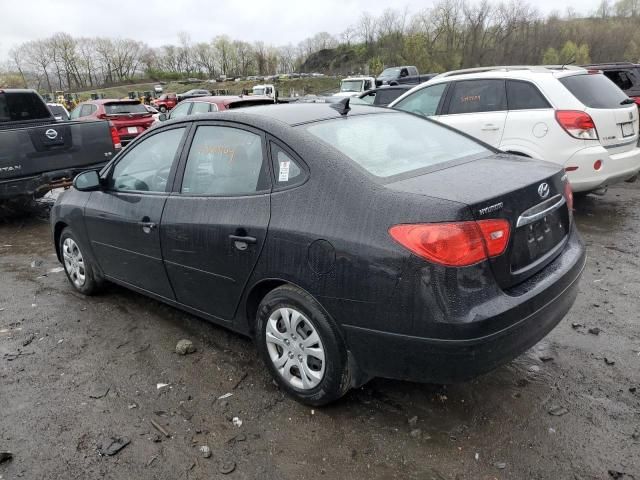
[389,66,640,193]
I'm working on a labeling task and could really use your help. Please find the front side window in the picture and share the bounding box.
[603,70,635,91]
[191,102,212,114]
[360,92,376,104]
[393,83,447,117]
[110,127,185,192]
[305,112,489,179]
[170,102,192,119]
[447,79,507,114]
[80,104,94,117]
[69,106,81,120]
[181,126,267,196]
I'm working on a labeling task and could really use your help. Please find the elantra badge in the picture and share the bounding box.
[538,182,550,199]
[45,129,58,140]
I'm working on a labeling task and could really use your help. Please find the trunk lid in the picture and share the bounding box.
[386,154,570,289]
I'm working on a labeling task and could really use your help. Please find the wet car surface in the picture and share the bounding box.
[1,184,639,479]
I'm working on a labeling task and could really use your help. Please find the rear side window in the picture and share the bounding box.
[0,92,52,122]
[181,126,268,196]
[560,74,629,109]
[506,81,551,110]
[270,143,304,187]
[305,112,489,179]
[80,104,95,117]
[447,80,506,114]
[104,102,147,115]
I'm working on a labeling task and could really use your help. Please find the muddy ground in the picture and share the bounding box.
[0,184,639,480]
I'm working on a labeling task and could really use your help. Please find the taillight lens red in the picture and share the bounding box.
[109,122,122,150]
[632,96,640,106]
[389,219,511,267]
[564,180,574,212]
[555,110,598,140]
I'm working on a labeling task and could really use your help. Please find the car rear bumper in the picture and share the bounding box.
[0,162,107,200]
[342,228,586,384]
[565,144,640,192]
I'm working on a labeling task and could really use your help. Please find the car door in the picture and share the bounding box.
[83,125,189,299]
[503,79,554,158]
[437,79,507,147]
[160,122,271,321]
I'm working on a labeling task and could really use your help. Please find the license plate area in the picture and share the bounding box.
[510,208,568,273]
[127,126,138,134]
[621,121,634,138]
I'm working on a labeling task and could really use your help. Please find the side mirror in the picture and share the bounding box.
[74,170,102,191]
[159,113,167,121]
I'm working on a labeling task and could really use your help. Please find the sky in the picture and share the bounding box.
[0,0,602,60]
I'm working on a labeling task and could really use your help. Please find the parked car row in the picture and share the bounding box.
[389,65,640,194]
[12,60,637,407]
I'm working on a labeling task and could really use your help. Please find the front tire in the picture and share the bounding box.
[256,285,351,406]
[159,105,167,113]
[59,227,101,295]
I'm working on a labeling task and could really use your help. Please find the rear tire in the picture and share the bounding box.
[59,227,101,295]
[159,105,167,113]
[255,285,351,406]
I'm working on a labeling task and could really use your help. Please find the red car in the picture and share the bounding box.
[151,93,178,113]
[70,99,154,146]
[162,95,275,121]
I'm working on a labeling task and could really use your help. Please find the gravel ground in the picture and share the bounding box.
[0,184,639,480]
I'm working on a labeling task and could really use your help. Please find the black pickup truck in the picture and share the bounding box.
[375,66,437,87]
[0,89,119,201]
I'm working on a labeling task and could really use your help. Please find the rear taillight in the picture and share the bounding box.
[564,179,574,212]
[555,110,598,140]
[109,122,122,150]
[389,219,510,267]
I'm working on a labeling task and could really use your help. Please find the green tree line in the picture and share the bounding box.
[2,0,640,90]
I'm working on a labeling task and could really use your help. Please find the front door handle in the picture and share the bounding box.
[481,124,500,131]
[139,219,157,234]
[229,234,257,244]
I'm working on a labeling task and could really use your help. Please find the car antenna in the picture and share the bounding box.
[330,97,351,116]
[560,56,575,70]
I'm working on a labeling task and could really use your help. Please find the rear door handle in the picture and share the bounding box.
[481,124,500,131]
[139,220,157,233]
[229,235,257,244]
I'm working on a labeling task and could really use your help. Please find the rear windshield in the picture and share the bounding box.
[104,102,148,115]
[305,112,490,179]
[0,92,52,122]
[560,74,629,109]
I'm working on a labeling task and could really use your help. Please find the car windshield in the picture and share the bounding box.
[340,80,363,93]
[253,88,265,95]
[305,112,490,178]
[380,68,401,77]
[560,73,630,109]
[104,102,148,115]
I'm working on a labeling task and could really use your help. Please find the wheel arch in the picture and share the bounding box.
[53,221,68,262]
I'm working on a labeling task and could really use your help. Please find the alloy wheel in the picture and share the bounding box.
[265,307,326,390]
[62,238,86,289]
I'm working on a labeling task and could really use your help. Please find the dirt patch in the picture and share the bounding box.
[1,184,639,479]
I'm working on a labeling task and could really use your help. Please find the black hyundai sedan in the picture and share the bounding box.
[51,103,586,405]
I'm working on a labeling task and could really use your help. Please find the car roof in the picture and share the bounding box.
[84,98,142,104]
[163,103,395,128]
[184,95,272,107]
